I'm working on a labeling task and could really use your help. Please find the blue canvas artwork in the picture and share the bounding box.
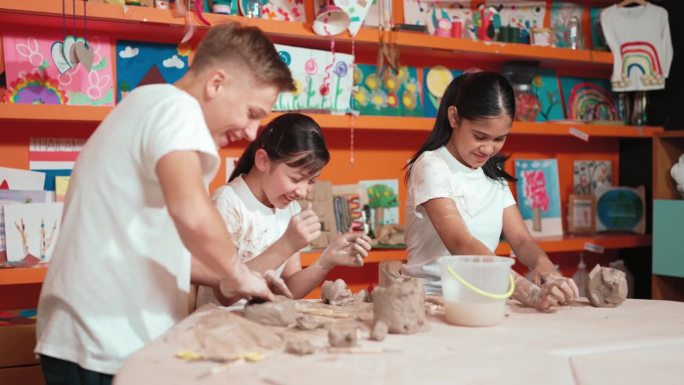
[116,41,190,102]
[422,66,462,118]
[559,76,617,121]
[352,64,422,117]
[515,159,563,237]
[532,69,564,122]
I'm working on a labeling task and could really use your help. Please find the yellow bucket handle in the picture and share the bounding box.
[446,266,515,300]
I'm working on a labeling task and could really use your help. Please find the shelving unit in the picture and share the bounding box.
[652,131,684,301]
[0,0,663,303]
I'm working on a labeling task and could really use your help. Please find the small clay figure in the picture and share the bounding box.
[327,327,358,347]
[321,279,353,306]
[296,315,324,331]
[586,265,628,307]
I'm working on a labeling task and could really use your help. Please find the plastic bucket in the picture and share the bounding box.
[438,256,515,327]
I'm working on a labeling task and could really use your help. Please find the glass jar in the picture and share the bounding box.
[513,84,541,121]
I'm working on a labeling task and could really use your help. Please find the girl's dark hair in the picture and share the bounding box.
[230,113,330,181]
[405,71,516,183]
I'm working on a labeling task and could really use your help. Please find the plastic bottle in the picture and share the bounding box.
[572,254,588,298]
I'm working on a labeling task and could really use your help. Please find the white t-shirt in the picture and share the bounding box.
[601,3,672,91]
[35,84,219,375]
[404,146,516,294]
[195,175,301,307]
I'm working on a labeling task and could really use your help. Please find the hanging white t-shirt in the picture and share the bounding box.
[601,3,672,91]
[404,146,516,294]
[35,84,219,375]
[195,175,301,307]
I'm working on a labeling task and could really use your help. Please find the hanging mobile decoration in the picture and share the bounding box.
[51,0,94,73]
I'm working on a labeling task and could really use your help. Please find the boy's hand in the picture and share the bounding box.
[219,262,275,302]
[283,204,321,252]
[318,233,372,270]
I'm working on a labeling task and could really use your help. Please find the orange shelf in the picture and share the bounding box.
[1,105,664,138]
[301,234,652,266]
[0,234,650,285]
[0,0,612,69]
[496,234,652,255]
[301,248,406,267]
[0,266,47,285]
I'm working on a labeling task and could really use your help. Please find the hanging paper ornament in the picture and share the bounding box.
[334,0,373,36]
[313,5,350,36]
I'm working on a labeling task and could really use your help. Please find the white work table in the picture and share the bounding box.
[115,299,684,385]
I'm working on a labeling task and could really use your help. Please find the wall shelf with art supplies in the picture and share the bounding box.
[0,0,671,308]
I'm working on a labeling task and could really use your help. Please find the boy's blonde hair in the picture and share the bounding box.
[192,22,295,92]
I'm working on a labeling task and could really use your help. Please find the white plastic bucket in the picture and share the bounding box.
[438,256,515,327]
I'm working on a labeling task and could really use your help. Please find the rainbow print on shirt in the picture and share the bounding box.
[615,41,664,89]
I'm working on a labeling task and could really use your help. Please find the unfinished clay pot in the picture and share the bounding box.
[243,295,297,327]
[586,265,628,307]
[371,278,426,334]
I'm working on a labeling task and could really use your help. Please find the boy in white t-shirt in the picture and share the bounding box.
[197,113,372,306]
[404,71,579,311]
[35,23,295,384]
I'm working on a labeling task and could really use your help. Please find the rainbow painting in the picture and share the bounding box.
[560,76,617,122]
[4,72,67,105]
[615,41,664,90]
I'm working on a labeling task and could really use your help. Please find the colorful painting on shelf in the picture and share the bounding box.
[573,160,612,195]
[403,0,473,37]
[2,32,114,106]
[532,69,564,122]
[359,179,400,226]
[0,190,52,254]
[559,76,617,122]
[116,40,189,101]
[515,159,563,237]
[352,64,422,117]
[422,66,462,118]
[334,0,374,36]
[242,0,306,22]
[4,202,64,264]
[0,167,45,191]
[273,44,354,112]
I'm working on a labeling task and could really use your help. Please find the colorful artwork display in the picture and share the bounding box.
[573,160,612,195]
[404,0,473,37]
[531,69,564,122]
[272,44,354,112]
[595,185,645,234]
[422,66,462,118]
[334,0,374,36]
[352,64,422,117]
[589,7,608,51]
[116,41,189,101]
[559,76,617,121]
[4,202,63,264]
[0,190,51,253]
[515,159,563,237]
[242,0,306,22]
[359,179,399,226]
[2,33,114,106]
[29,137,83,191]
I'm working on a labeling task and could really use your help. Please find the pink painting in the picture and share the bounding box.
[2,32,114,106]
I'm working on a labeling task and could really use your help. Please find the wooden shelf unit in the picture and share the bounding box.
[0,267,47,285]
[0,0,612,72]
[0,105,664,138]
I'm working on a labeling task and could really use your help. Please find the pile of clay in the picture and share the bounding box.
[586,265,628,307]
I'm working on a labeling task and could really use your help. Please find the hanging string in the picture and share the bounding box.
[83,0,89,46]
[62,0,67,39]
[72,0,77,38]
[349,35,356,169]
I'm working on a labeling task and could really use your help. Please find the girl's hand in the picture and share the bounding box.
[538,274,580,305]
[318,233,372,269]
[283,205,321,251]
